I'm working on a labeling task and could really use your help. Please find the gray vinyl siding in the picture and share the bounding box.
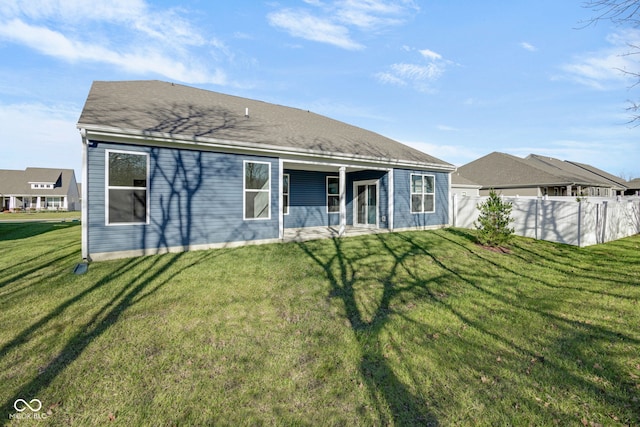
[87,142,279,257]
[393,169,449,229]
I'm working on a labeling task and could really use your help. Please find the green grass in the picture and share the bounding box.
[0,211,80,221]
[1,223,639,426]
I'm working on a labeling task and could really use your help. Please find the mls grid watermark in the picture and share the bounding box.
[8,398,48,420]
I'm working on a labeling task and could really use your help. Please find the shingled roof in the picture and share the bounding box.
[457,152,625,189]
[78,80,453,169]
[0,168,75,196]
[457,152,568,188]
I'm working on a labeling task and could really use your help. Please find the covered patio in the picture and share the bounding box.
[279,160,393,240]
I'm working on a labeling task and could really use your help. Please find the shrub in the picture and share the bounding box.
[475,189,514,247]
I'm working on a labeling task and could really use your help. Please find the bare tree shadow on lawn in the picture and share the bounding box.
[297,236,439,426]
[0,250,220,420]
[0,222,79,242]
[297,229,640,425]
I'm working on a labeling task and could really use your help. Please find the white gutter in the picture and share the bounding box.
[78,125,457,173]
[79,128,89,260]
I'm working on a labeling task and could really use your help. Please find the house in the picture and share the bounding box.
[0,168,80,212]
[457,152,626,197]
[451,172,481,197]
[77,80,455,261]
[626,178,640,196]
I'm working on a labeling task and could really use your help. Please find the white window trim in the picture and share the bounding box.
[410,174,436,214]
[326,175,340,214]
[352,179,379,227]
[105,149,150,226]
[282,173,290,216]
[243,160,271,221]
[45,196,63,208]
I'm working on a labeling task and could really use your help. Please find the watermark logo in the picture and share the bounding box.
[14,399,42,413]
[8,398,47,420]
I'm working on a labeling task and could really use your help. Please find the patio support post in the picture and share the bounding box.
[339,166,346,236]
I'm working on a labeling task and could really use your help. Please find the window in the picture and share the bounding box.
[106,151,148,224]
[45,197,63,208]
[327,176,340,213]
[411,174,435,213]
[283,174,290,215]
[244,161,270,220]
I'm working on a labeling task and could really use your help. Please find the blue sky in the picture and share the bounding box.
[1,0,639,181]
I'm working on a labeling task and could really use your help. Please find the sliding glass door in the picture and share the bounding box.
[354,180,378,227]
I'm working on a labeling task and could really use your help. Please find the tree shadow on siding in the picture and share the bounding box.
[136,103,266,254]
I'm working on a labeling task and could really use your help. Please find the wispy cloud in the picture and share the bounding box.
[520,42,537,52]
[559,29,640,89]
[419,48,442,60]
[268,0,418,50]
[375,72,407,86]
[376,46,452,92]
[267,9,364,51]
[402,140,480,166]
[0,0,228,84]
[335,0,416,30]
[391,63,444,81]
[0,101,81,174]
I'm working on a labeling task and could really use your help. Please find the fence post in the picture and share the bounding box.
[535,197,540,241]
[577,200,582,247]
[452,194,458,227]
[601,201,608,244]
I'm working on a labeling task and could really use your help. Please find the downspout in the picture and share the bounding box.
[338,166,346,236]
[388,168,394,231]
[80,128,89,261]
[278,159,284,240]
[448,171,453,226]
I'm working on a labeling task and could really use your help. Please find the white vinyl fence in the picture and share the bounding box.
[451,195,640,247]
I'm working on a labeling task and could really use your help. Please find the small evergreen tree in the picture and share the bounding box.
[475,189,514,247]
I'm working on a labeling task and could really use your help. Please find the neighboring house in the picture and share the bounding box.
[0,168,80,212]
[625,178,640,196]
[77,80,455,261]
[451,172,481,197]
[457,152,626,197]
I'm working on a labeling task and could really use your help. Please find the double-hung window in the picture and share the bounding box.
[282,173,290,215]
[411,174,435,213]
[106,151,149,224]
[327,176,340,213]
[244,161,271,220]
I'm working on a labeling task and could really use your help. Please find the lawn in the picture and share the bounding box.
[1,222,639,426]
[0,211,80,222]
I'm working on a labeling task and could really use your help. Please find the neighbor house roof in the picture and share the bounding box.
[77,80,454,170]
[451,172,481,188]
[627,178,640,190]
[565,160,628,189]
[0,168,76,196]
[457,152,625,189]
[526,155,625,190]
